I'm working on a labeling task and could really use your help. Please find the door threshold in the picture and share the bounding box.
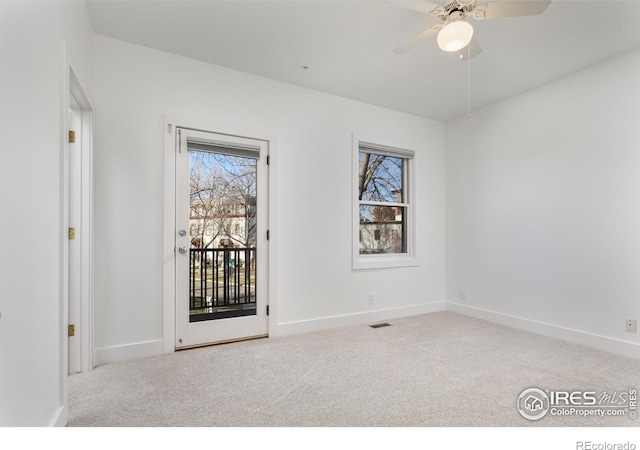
[176,334,268,351]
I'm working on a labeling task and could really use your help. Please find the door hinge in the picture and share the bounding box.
[69,130,76,143]
[68,324,75,337]
[167,123,173,134]
[266,229,270,241]
[68,227,75,240]
[266,305,269,316]
[178,129,182,153]
[267,154,270,166]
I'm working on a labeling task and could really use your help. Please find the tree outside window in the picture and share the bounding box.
[358,150,408,255]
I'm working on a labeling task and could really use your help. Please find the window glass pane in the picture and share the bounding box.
[359,205,406,254]
[189,150,258,322]
[189,151,257,249]
[358,151,404,203]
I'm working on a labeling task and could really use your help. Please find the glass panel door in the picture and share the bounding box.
[175,128,268,348]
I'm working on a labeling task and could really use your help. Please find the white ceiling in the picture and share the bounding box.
[85,0,640,122]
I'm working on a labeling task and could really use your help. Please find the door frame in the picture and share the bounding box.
[59,62,94,425]
[162,115,278,354]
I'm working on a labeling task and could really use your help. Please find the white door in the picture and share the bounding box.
[68,95,82,374]
[175,128,269,348]
[67,71,94,374]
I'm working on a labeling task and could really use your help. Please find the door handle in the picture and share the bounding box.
[178,246,188,254]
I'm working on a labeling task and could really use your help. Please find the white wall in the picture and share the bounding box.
[446,49,640,357]
[91,36,446,362]
[0,1,93,426]
[1,1,637,427]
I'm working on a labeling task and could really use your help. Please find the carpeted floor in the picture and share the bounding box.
[68,312,640,427]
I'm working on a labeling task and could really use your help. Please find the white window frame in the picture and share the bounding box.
[352,135,418,270]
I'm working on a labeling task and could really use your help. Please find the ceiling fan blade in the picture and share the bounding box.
[453,35,483,60]
[385,1,440,15]
[394,25,441,54]
[477,0,551,20]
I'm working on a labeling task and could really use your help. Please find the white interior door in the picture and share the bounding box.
[68,95,82,374]
[67,70,94,374]
[175,128,269,348]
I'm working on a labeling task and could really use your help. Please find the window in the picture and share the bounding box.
[353,138,417,270]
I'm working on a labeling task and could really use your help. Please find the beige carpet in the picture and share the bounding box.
[68,312,640,427]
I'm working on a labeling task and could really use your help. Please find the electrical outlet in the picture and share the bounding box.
[625,319,637,333]
[459,289,467,300]
[368,294,374,306]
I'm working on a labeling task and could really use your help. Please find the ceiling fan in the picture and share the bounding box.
[393,0,551,59]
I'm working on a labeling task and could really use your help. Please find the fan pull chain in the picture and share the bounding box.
[467,42,471,118]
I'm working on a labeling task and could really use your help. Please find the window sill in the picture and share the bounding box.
[353,254,419,270]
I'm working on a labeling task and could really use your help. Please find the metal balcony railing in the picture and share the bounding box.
[189,247,256,322]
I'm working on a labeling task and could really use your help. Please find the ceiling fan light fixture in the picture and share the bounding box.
[437,20,474,52]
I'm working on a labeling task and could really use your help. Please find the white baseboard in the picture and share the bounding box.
[446,302,640,359]
[94,305,445,364]
[49,405,67,427]
[275,302,446,337]
[95,339,164,366]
